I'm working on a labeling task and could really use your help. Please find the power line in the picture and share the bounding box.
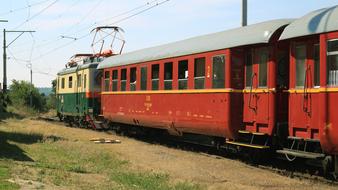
[12,0,164,56]
[108,0,170,25]
[31,0,172,61]
[12,0,59,30]
[0,0,52,17]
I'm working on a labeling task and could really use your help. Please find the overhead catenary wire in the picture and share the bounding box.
[0,0,52,17]
[31,0,171,61]
[12,0,165,56]
[12,0,60,30]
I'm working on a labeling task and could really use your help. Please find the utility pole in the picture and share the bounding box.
[242,0,248,27]
[29,62,33,107]
[2,29,35,93]
[0,20,7,92]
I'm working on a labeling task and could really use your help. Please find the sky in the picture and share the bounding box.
[0,0,338,87]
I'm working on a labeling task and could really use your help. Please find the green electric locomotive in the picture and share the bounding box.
[56,54,103,128]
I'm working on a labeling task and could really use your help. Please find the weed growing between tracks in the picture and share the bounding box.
[0,118,201,190]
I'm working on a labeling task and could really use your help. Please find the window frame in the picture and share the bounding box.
[178,60,189,90]
[130,67,137,91]
[258,48,269,88]
[120,68,127,91]
[151,64,160,90]
[194,57,206,89]
[68,76,73,89]
[212,54,226,89]
[112,70,118,91]
[295,44,307,88]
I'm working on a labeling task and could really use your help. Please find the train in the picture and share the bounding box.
[56,6,338,178]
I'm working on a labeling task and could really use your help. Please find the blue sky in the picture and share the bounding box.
[0,0,338,87]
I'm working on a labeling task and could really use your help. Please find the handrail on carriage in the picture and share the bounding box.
[248,73,257,113]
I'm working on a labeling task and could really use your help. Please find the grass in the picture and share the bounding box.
[0,164,19,190]
[0,118,202,190]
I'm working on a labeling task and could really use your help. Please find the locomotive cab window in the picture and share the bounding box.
[112,70,118,91]
[245,52,253,88]
[104,71,110,91]
[77,74,82,88]
[130,67,137,91]
[164,62,173,90]
[178,60,188,90]
[68,76,73,88]
[61,77,65,89]
[141,67,147,90]
[212,55,225,89]
[194,58,205,89]
[84,74,87,89]
[258,49,268,88]
[121,69,127,91]
[295,45,306,88]
[152,64,159,90]
[327,39,338,86]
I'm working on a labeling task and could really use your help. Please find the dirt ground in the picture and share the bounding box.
[3,118,338,190]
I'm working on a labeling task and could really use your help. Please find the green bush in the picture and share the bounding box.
[8,80,47,112]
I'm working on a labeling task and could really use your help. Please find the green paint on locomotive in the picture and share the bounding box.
[56,92,100,117]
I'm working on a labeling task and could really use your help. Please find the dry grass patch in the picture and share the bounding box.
[0,118,201,190]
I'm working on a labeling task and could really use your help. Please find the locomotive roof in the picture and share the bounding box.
[98,19,293,69]
[57,63,98,76]
[280,5,338,40]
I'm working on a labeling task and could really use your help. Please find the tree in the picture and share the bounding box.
[8,80,47,112]
[46,79,57,109]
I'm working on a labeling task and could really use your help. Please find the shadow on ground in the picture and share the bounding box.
[0,111,24,121]
[0,131,43,162]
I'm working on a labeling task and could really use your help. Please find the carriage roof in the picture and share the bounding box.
[98,19,294,69]
[280,5,338,40]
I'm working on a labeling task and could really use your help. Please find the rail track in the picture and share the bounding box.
[37,116,338,186]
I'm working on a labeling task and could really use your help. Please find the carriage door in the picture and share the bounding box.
[290,42,320,138]
[243,47,270,133]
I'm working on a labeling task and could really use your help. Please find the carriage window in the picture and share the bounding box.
[327,40,338,86]
[112,70,118,91]
[84,74,87,89]
[258,49,268,87]
[104,71,110,91]
[194,58,205,89]
[121,69,127,91]
[77,74,82,87]
[314,44,320,87]
[61,77,65,89]
[245,52,253,87]
[68,76,73,88]
[164,62,173,90]
[152,64,159,90]
[130,67,137,91]
[295,45,306,88]
[212,55,225,88]
[178,60,188,89]
[141,67,147,90]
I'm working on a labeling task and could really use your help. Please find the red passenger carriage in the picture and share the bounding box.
[278,6,338,174]
[98,19,292,146]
